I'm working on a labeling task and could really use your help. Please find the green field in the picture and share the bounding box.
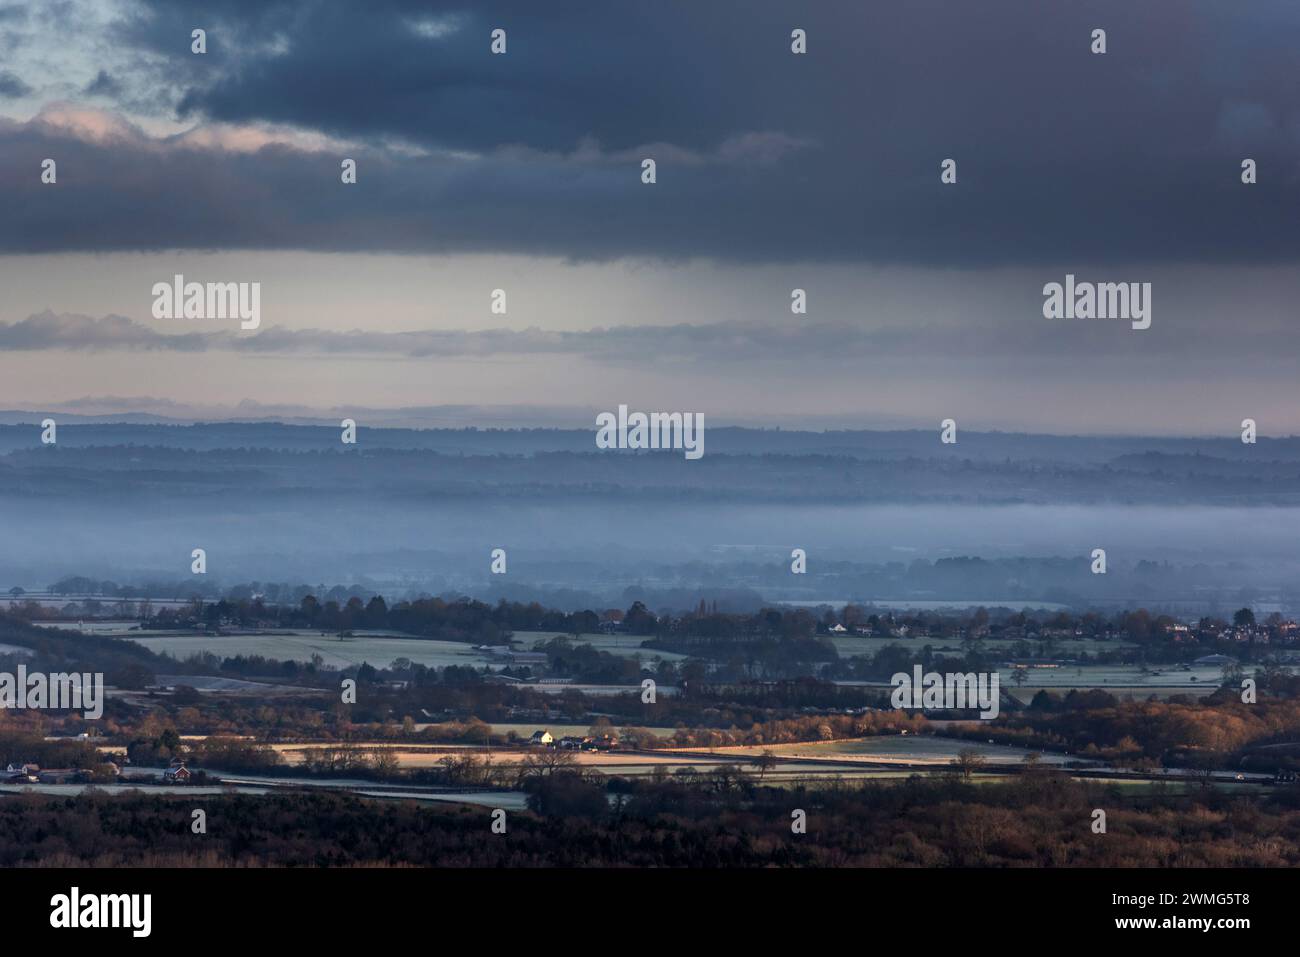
[842,662,1228,702]
[1004,664,1226,700]
[123,628,684,669]
[514,631,688,662]
[114,629,1230,706]
[130,630,497,669]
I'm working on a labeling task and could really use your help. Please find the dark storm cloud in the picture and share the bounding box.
[0,69,30,98]
[83,70,123,98]
[2,0,1298,264]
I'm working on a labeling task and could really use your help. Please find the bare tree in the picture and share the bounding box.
[370,747,400,778]
[751,750,778,783]
[516,747,578,786]
[952,748,987,780]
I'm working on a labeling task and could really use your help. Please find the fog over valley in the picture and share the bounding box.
[2,419,1295,616]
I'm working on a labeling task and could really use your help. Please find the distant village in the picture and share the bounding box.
[3,757,192,785]
[819,613,1300,646]
[527,730,619,751]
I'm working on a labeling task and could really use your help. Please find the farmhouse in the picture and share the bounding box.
[163,758,192,783]
[529,730,553,746]
[3,762,38,782]
[539,732,619,751]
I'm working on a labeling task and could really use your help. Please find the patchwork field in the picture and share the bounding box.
[1003,664,1227,701]
[128,630,499,669]
[110,626,683,670]
[843,664,1231,702]
[513,631,688,662]
[252,730,1085,783]
[70,624,1235,707]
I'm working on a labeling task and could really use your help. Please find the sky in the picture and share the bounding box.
[0,0,1298,433]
